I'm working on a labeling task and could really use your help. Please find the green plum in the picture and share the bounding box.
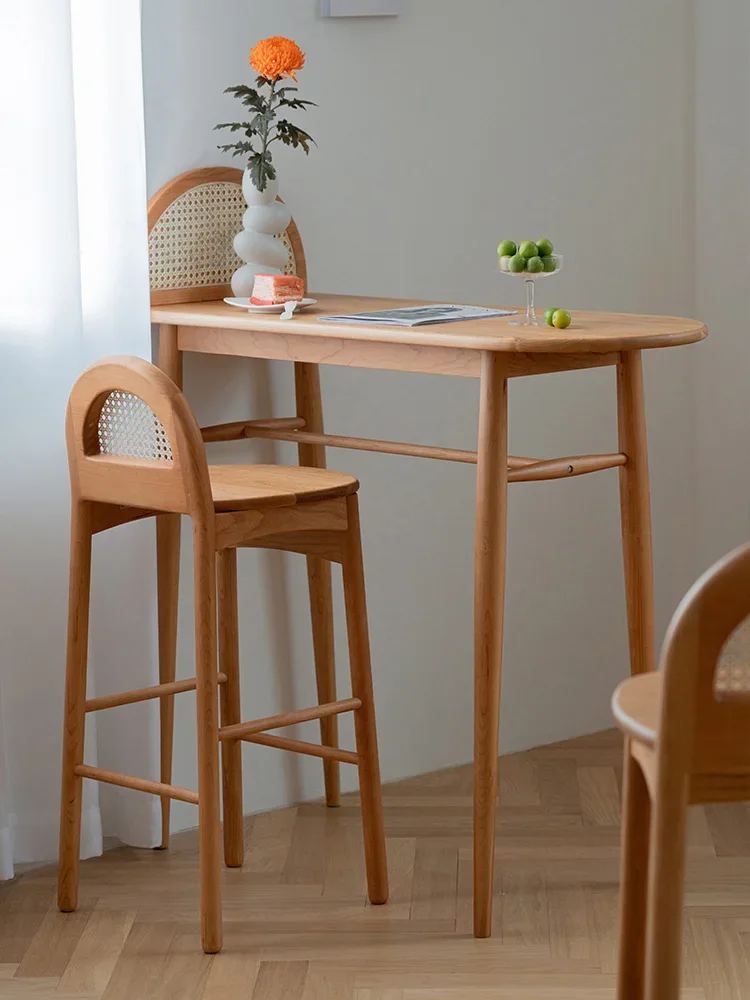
[497,239,517,257]
[518,240,539,259]
[552,309,572,329]
[542,255,558,272]
[507,254,526,273]
[544,307,557,326]
[526,256,544,274]
[537,238,554,257]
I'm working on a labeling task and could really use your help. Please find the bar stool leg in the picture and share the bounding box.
[473,353,509,938]
[295,361,341,807]
[218,547,244,868]
[156,323,184,848]
[617,742,652,1000]
[156,513,180,849]
[341,494,388,905]
[644,768,689,1000]
[617,352,656,676]
[58,501,94,912]
[192,522,222,954]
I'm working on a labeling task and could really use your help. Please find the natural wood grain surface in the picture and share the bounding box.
[611,672,662,746]
[9,729,750,998]
[218,548,244,870]
[616,352,656,676]
[208,464,358,511]
[295,362,342,809]
[151,294,706,354]
[473,354,509,938]
[156,324,182,851]
[176,326,624,378]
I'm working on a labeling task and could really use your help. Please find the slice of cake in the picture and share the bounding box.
[250,273,305,306]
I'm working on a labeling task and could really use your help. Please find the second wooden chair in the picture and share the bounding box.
[612,542,750,1000]
[58,356,388,953]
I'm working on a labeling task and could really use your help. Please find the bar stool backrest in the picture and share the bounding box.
[147,166,307,306]
[659,542,750,776]
[66,356,212,519]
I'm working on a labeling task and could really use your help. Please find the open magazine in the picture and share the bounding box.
[317,304,516,327]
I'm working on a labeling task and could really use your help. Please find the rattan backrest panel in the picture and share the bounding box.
[98,390,173,462]
[148,180,297,293]
[715,616,750,699]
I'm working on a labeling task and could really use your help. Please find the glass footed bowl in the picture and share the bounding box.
[499,254,563,327]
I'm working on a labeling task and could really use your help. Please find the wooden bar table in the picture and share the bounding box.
[152,293,706,938]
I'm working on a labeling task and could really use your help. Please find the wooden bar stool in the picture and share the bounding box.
[612,542,750,1000]
[58,356,388,953]
[147,168,346,829]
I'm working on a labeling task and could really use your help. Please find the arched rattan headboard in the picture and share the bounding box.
[147,166,307,306]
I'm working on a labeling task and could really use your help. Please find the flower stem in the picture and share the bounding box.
[260,78,276,190]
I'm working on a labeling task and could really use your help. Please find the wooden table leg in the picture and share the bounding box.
[617,351,656,675]
[156,324,183,847]
[473,352,509,938]
[294,361,341,807]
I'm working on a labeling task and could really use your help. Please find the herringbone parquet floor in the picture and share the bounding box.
[2,728,749,998]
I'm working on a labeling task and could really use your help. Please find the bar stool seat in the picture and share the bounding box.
[611,672,661,746]
[208,464,358,510]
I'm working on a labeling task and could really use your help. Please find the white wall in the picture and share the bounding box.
[694,1,750,567]
[141,0,698,828]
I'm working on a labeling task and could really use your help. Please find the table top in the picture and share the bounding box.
[151,294,707,355]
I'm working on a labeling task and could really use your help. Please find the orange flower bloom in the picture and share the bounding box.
[250,36,306,81]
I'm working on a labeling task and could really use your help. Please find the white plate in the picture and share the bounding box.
[224,297,317,313]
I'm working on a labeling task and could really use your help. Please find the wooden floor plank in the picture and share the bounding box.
[536,759,582,816]
[243,807,297,881]
[547,882,591,960]
[577,768,621,827]
[499,753,540,809]
[200,948,260,1000]
[500,868,549,950]
[100,922,176,1000]
[151,933,213,1000]
[282,811,328,887]
[409,845,458,923]
[0,883,54,964]
[251,961,308,1000]
[56,910,135,996]
[14,907,92,980]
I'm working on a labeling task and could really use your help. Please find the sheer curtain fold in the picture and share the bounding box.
[0,0,157,878]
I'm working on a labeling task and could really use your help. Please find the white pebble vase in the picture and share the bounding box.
[231,169,292,297]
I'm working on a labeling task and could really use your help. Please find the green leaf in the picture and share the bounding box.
[224,84,264,111]
[274,119,316,154]
[214,121,262,134]
[277,97,317,111]
[247,151,276,191]
[216,140,257,158]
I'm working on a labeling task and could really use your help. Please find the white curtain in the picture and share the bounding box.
[0,0,158,878]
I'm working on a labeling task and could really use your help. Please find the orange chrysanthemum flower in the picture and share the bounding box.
[250,36,306,81]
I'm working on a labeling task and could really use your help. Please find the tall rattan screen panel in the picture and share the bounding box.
[147,167,306,306]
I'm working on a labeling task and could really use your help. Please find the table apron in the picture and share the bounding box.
[176,325,621,379]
